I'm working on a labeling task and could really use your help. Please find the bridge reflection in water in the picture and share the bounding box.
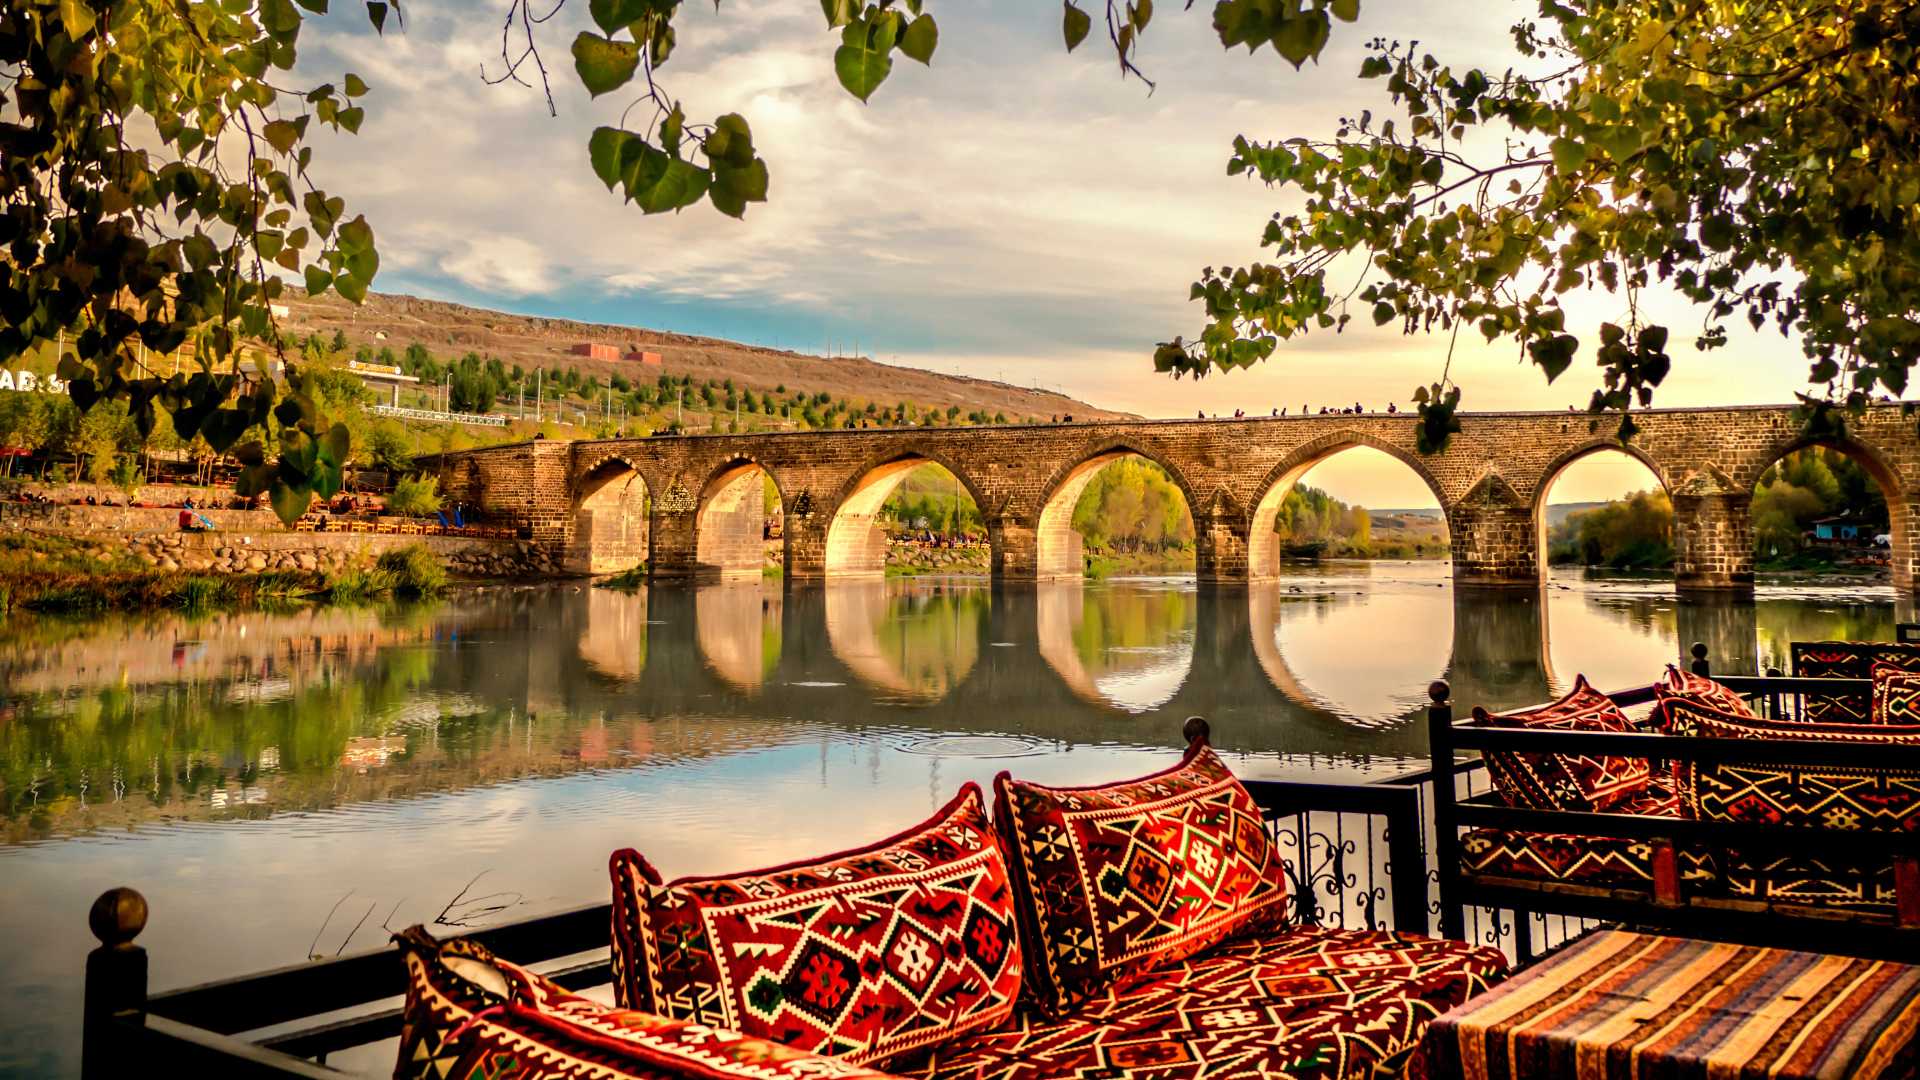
[3,567,1825,847]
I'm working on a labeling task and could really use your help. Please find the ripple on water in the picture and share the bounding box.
[898,735,1045,758]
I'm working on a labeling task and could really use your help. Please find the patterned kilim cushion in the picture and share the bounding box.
[1792,641,1920,723]
[1459,783,1717,888]
[992,741,1290,1013]
[1874,661,1920,725]
[393,926,898,1080]
[1649,664,1756,730]
[1473,675,1649,812]
[1724,852,1897,910]
[1666,698,1920,831]
[903,927,1509,1080]
[608,784,1023,1066]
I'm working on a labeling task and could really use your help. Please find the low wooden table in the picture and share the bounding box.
[1417,930,1920,1080]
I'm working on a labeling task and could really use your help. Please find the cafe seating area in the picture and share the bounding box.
[77,637,1920,1079]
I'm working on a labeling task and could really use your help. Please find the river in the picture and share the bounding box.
[0,561,1901,1075]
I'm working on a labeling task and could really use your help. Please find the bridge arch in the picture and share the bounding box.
[695,456,780,580]
[567,455,652,574]
[1748,433,1913,591]
[1531,441,1672,582]
[1032,438,1201,580]
[1245,431,1448,578]
[823,447,991,577]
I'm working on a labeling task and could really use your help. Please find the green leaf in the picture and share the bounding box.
[589,126,633,189]
[834,23,894,103]
[366,1,389,33]
[619,141,710,213]
[263,120,299,154]
[590,0,651,34]
[304,265,332,297]
[900,14,938,65]
[294,0,328,13]
[1063,1,1091,51]
[1330,0,1358,22]
[1549,136,1587,174]
[1272,10,1330,68]
[260,0,301,34]
[1527,333,1579,382]
[270,478,313,526]
[710,157,770,218]
[821,0,855,28]
[572,32,640,97]
[1372,301,1395,325]
[334,271,368,303]
[344,73,368,97]
[337,106,364,133]
[58,0,95,38]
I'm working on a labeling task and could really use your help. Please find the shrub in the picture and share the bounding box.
[387,474,443,517]
[595,564,648,590]
[375,544,446,597]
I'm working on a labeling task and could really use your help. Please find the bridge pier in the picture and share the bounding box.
[1195,516,1251,585]
[648,508,701,578]
[785,511,828,580]
[1672,492,1755,593]
[989,519,1047,581]
[1447,502,1539,587]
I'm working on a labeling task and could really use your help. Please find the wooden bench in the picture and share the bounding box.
[1429,650,1920,965]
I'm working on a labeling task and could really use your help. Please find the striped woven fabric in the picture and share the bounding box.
[1418,930,1920,1080]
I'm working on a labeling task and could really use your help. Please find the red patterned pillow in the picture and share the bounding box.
[1472,675,1649,812]
[1664,699,1920,831]
[1873,661,1920,725]
[393,926,897,1080]
[992,741,1288,1013]
[1650,665,1756,729]
[609,784,1022,1066]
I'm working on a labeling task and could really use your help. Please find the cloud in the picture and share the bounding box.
[285,0,1828,442]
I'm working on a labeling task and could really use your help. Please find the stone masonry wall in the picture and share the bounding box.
[430,404,1920,592]
[2,502,554,578]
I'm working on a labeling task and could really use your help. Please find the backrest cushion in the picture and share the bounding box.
[608,784,1022,1066]
[1650,665,1756,730]
[1473,675,1648,812]
[992,741,1288,1013]
[1664,699,1920,832]
[1792,642,1920,722]
[394,926,896,1080]
[1874,661,1920,725]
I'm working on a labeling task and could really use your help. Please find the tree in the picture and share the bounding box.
[0,394,52,478]
[366,421,416,474]
[1156,1,1920,448]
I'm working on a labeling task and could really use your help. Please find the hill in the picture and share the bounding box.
[276,289,1128,423]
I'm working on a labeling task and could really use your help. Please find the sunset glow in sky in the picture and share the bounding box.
[295,0,1829,505]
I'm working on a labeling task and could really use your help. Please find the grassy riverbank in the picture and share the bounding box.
[0,534,449,615]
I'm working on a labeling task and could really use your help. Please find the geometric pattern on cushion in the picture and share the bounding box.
[392,926,898,1080]
[1472,674,1650,812]
[1791,641,1920,723]
[1723,852,1898,911]
[1874,661,1920,725]
[1458,784,1717,888]
[1665,699,1920,832]
[904,927,1509,1080]
[608,784,1023,1067]
[1649,664,1757,731]
[992,742,1290,1014]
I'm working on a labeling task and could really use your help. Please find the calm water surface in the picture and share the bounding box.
[0,561,1902,1075]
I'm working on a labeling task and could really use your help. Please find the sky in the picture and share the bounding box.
[292,0,1821,506]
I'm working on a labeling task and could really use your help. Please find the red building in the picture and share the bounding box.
[569,343,620,361]
[625,350,663,365]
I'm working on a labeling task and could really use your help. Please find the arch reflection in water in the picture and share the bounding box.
[695,582,783,691]
[1249,569,1452,727]
[1035,580,1196,713]
[823,579,986,702]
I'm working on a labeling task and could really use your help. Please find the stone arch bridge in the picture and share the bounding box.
[425,404,1920,592]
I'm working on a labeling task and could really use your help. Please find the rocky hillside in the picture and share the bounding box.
[278,289,1128,422]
